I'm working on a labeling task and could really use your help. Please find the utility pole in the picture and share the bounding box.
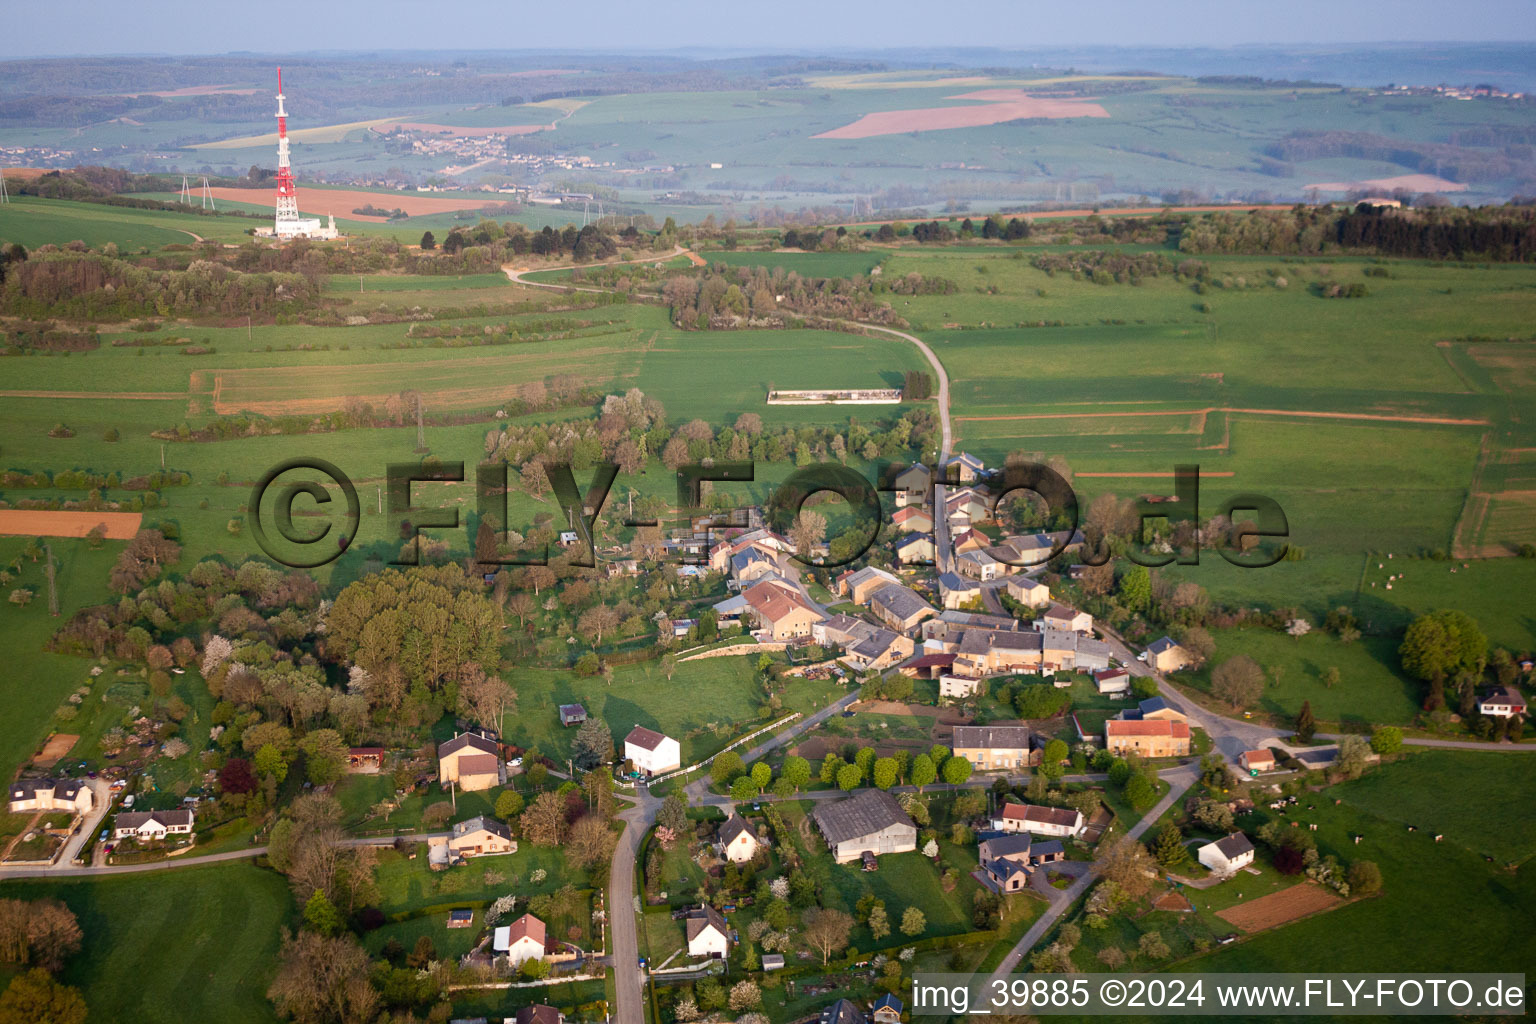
[247,314,252,342]
[415,395,426,452]
[160,444,165,471]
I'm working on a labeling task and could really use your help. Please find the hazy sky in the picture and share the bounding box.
[7,0,1536,57]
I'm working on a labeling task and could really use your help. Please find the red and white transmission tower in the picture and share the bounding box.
[269,67,337,240]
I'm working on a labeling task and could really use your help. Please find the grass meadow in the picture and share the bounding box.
[0,861,291,1024]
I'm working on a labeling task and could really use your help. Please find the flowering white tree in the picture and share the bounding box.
[487,894,518,925]
[922,839,939,858]
[769,876,790,900]
[201,635,234,676]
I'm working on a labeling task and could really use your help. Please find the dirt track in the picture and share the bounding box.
[958,407,1490,427]
[34,734,79,768]
[0,510,142,540]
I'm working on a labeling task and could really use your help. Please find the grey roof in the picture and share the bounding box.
[452,815,512,841]
[1211,832,1255,860]
[685,904,728,943]
[812,789,915,846]
[1030,839,1065,858]
[718,814,755,848]
[895,532,932,550]
[952,725,1032,750]
[438,732,498,759]
[1138,697,1170,715]
[1077,637,1111,660]
[9,777,85,802]
[937,572,973,591]
[850,629,901,659]
[957,629,1042,655]
[1147,636,1182,654]
[979,833,1033,862]
[870,585,935,623]
[115,808,193,830]
[872,994,904,1015]
[843,566,899,592]
[822,999,866,1024]
[938,610,1019,629]
[1039,627,1077,649]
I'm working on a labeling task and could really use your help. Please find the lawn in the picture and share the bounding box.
[0,861,291,1024]
[499,657,844,767]
[0,195,261,247]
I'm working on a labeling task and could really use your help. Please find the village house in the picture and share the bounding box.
[822,999,867,1024]
[8,777,93,816]
[624,726,682,776]
[1144,636,1193,673]
[1479,687,1527,718]
[1120,696,1188,723]
[937,572,981,610]
[514,1005,564,1024]
[740,579,824,640]
[685,904,731,958]
[871,994,903,1024]
[894,532,936,564]
[843,628,914,672]
[438,732,502,792]
[869,585,937,632]
[953,628,1043,678]
[1000,530,1084,567]
[920,610,1022,650]
[729,546,781,585]
[1104,718,1192,758]
[992,802,1083,838]
[1198,832,1256,876]
[938,674,984,698]
[890,506,933,534]
[812,789,918,864]
[838,565,901,605]
[945,489,991,530]
[707,528,793,574]
[1005,577,1050,608]
[977,833,1035,892]
[945,452,986,484]
[952,725,1035,771]
[113,808,194,842]
[893,462,932,507]
[951,528,987,555]
[448,816,516,857]
[1036,602,1092,634]
[1239,749,1276,773]
[345,747,385,774]
[956,549,1001,581]
[1094,668,1132,695]
[716,814,760,864]
[493,913,548,967]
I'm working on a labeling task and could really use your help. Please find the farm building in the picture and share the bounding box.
[812,789,918,864]
[559,704,587,727]
[1094,669,1131,695]
[1239,749,1277,773]
[346,747,385,773]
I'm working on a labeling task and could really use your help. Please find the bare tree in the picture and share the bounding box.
[457,665,517,732]
[789,509,827,557]
[520,790,568,846]
[801,907,854,964]
[568,814,618,870]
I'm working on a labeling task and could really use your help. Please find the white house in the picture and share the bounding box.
[493,913,548,966]
[992,802,1083,838]
[9,778,93,816]
[717,815,759,864]
[1478,687,1527,718]
[685,904,731,958]
[624,726,682,776]
[1198,833,1256,876]
[1094,669,1131,695]
[112,808,194,841]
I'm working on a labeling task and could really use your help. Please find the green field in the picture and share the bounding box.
[0,196,262,247]
[0,862,291,1024]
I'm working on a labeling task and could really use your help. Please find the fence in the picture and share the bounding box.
[646,712,801,786]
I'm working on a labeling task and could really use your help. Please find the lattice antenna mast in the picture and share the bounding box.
[273,67,301,233]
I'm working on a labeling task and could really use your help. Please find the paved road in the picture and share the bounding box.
[989,764,1198,982]
[609,785,663,1024]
